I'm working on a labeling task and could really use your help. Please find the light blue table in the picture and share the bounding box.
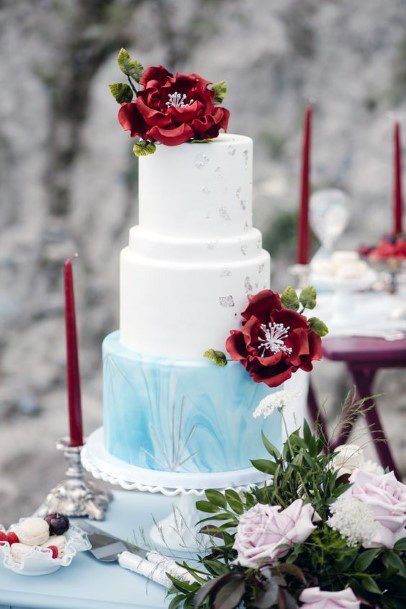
[0,491,183,609]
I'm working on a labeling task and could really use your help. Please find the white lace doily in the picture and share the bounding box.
[82,427,268,496]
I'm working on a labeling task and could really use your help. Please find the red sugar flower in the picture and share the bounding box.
[226,290,323,388]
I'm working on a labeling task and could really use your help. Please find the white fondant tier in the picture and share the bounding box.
[120,133,270,358]
[120,247,270,357]
[139,134,253,239]
[128,226,263,262]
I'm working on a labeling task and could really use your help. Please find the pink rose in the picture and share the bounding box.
[299,587,360,609]
[348,469,406,548]
[233,499,320,568]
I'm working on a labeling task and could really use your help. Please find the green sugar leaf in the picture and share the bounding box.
[211,80,227,105]
[203,349,228,367]
[281,286,300,311]
[133,140,156,157]
[309,317,329,337]
[117,48,144,81]
[109,82,133,103]
[299,285,317,310]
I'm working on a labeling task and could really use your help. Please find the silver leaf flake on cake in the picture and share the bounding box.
[244,221,249,232]
[258,263,265,274]
[202,186,211,195]
[220,268,232,277]
[243,149,249,168]
[219,295,235,307]
[236,186,241,199]
[240,199,247,210]
[195,153,209,168]
[244,276,253,295]
[240,244,248,256]
[215,166,222,178]
[256,238,262,250]
[218,207,231,221]
[207,240,219,250]
[227,145,236,156]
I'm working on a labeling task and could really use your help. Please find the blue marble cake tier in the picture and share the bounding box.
[103,331,281,474]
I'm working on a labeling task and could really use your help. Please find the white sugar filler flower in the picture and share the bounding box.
[327,494,377,547]
[253,390,300,419]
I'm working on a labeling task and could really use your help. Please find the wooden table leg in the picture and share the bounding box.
[349,367,401,480]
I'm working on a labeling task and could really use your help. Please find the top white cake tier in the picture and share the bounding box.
[139,134,252,238]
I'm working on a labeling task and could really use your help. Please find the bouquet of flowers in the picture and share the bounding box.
[168,411,406,609]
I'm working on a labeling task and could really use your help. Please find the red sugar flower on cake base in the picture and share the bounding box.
[226,289,326,388]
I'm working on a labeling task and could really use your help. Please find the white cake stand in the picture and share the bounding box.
[82,428,268,553]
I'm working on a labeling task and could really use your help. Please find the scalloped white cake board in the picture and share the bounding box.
[82,427,268,552]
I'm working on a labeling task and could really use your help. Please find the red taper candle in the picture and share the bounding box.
[296,104,312,265]
[393,121,403,236]
[64,257,84,447]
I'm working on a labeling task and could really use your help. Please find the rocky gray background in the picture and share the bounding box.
[0,0,405,525]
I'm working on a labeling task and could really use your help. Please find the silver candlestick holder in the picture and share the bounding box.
[40,437,113,520]
[289,263,311,290]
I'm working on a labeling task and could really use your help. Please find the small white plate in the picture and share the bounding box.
[0,521,91,576]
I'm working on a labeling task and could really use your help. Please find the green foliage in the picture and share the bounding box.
[109,82,133,103]
[211,80,227,104]
[168,426,406,609]
[203,349,228,367]
[281,286,300,311]
[133,140,156,157]
[309,317,329,337]
[117,48,144,81]
[298,286,316,310]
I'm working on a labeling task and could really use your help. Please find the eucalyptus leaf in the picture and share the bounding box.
[309,317,329,337]
[302,419,312,447]
[281,286,300,311]
[262,431,281,459]
[213,576,245,609]
[359,574,382,594]
[394,538,406,552]
[276,563,306,583]
[196,500,221,513]
[133,140,156,157]
[299,286,317,309]
[251,458,277,475]
[109,82,133,103]
[203,349,228,367]
[224,489,244,514]
[211,80,227,104]
[206,489,228,509]
[354,548,381,571]
[168,594,185,609]
[117,48,144,81]
[190,139,213,143]
[383,551,406,576]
